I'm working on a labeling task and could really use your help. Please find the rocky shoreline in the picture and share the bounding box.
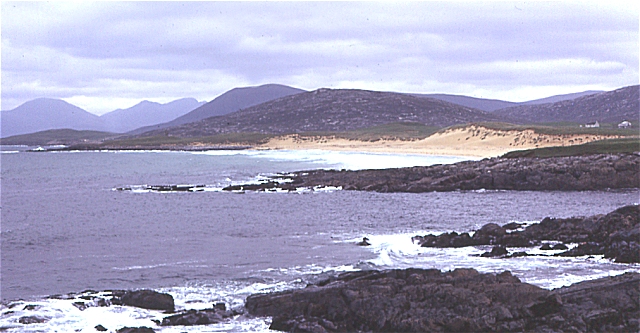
[223,153,640,192]
[413,205,640,263]
[245,269,639,333]
[11,270,639,332]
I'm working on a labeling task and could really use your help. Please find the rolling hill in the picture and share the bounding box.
[128,84,306,134]
[140,88,502,137]
[492,85,639,124]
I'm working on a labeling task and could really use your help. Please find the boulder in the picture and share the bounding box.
[116,290,175,312]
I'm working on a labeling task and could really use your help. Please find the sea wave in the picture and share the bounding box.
[342,232,640,290]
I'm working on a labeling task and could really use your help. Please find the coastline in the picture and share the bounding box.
[256,125,624,158]
[25,124,628,159]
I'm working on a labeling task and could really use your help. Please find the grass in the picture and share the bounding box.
[67,122,441,149]
[442,122,638,137]
[70,132,276,149]
[298,122,441,141]
[501,137,640,158]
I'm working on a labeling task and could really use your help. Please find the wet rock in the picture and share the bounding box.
[116,328,155,333]
[116,290,175,312]
[245,269,640,333]
[415,205,640,263]
[18,315,48,324]
[552,243,569,250]
[540,243,553,250]
[22,304,40,311]
[481,245,508,257]
[161,307,241,326]
[356,237,371,246]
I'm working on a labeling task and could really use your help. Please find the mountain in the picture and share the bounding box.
[100,98,204,132]
[412,94,517,112]
[0,98,107,138]
[492,85,639,124]
[129,84,306,134]
[415,90,605,112]
[519,90,604,105]
[140,88,502,137]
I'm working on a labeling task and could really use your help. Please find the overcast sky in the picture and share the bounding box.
[2,1,638,115]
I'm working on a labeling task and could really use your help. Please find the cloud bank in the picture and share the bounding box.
[2,1,638,114]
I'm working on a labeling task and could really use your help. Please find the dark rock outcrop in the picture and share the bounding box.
[225,153,640,193]
[116,328,156,333]
[161,307,241,326]
[112,290,175,312]
[245,268,640,333]
[414,205,640,263]
[18,316,48,324]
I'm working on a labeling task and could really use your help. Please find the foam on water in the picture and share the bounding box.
[194,149,473,170]
[351,232,640,290]
[0,279,289,332]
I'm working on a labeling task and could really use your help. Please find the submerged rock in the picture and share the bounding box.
[245,269,640,333]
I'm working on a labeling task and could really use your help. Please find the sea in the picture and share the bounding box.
[1,146,638,332]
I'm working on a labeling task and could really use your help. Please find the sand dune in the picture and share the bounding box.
[258,125,622,158]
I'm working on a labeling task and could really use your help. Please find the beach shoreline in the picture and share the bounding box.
[255,125,624,158]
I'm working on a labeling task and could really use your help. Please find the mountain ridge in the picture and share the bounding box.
[100,98,204,132]
[139,88,503,137]
[128,83,306,135]
[492,85,639,124]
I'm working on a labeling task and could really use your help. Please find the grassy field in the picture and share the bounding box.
[73,132,276,148]
[64,122,442,149]
[297,122,441,141]
[501,137,640,158]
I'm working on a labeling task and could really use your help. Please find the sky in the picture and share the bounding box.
[1,1,638,115]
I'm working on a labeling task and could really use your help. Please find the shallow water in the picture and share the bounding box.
[1,148,638,332]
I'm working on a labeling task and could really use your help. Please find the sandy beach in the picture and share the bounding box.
[257,125,622,158]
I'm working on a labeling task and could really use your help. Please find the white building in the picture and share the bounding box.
[584,121,600,128]
[618,121,632,128]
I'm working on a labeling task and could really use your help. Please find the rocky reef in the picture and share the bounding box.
[245,269,640,333]
[224,153,640,192]
[413,205,640,263]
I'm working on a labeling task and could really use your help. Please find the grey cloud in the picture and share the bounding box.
[1,1,638,113]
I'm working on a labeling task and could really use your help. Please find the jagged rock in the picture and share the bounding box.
[245,269,640,333]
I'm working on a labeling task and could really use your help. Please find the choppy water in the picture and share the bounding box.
[1,147,638,332]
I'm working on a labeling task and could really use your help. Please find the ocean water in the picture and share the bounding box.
[1,148,638,332]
